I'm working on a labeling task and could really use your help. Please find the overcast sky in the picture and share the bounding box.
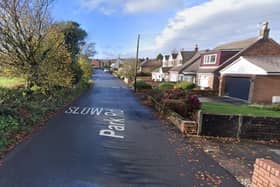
[52,0,280,59]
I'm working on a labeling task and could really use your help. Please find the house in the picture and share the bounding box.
[138,58,162,75]
[219,56,280,104]
[111,58,123,70]
[196,22,280,93]
[152,67,172,82]
[162,55,171,67]
[168,46,199,82]
[92,59,101,68]
[179,51,205,83]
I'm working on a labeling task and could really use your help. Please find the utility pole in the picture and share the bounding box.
[134,34,140,92]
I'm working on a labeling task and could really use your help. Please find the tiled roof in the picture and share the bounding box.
[140,59,161,68]
[243,56,280,73]
[214,37,258,50]
[162,67,172,73]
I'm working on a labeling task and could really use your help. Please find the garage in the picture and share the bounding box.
[224,77,251,100]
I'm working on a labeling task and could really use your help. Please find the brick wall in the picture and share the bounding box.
[252,159,280,187]
[252,75,280,104]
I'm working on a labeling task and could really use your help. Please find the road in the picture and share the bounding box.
[0,70,241,187]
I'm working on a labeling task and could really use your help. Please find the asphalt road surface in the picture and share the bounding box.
[0,70,241,187]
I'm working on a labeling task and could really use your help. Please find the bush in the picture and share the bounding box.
[271,103,280,111]
[162,99,187,117]
[159,83,174,90]
[174,81,195,90]
[0,115,20,151]
[185,94,201,113]
[135,80,152,90]
[162,88,186,100]
[161,94,201,119]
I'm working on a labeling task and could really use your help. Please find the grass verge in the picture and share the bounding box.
[202,102,280,117]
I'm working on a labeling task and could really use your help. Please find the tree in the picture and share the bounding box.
[78,55,92,83]
[37,26,74,93]
[56,21,87,62]
[0,0,53,89]
[81,42,97,58]
[156,53,163,61]
[118,59,136,81]
[55,21,88,83]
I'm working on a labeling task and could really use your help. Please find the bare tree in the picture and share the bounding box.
[0,0,53,88]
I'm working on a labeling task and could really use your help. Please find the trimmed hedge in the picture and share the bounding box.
[159,82,174,90]
[174,81,195,90]
[135,80,152,90]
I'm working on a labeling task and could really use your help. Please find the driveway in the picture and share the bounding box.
[199,96,248,105]
[0,70,241,187]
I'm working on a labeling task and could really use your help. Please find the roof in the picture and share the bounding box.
[162,67,172,73]
[198,37,262,73]
[140,59,161,68]
[164,55,170,60]
[182,57,201,74]
[215,38,280,73]
[243,56,280,73]
[171,53,178,59]
[214,37,258,50]
[181,51,196,62]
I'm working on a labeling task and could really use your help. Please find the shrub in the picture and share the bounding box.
[162,99,187,117]
[159,83,174,90]
[185,94,201,113]
[150,87,163,102]
[161,94,201,119]
[271,103,280,111]
[0,115,20,151]
[174,81,195,90]
[135,80,152,90]
[162,88,186,100]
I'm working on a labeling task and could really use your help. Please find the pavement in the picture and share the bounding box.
[0,70,241,187]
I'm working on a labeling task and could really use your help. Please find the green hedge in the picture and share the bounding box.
[174,81,195,90]
[135,80,152,90]
[158,82,174,90]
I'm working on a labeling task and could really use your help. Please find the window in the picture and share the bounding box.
[203,54,217,64]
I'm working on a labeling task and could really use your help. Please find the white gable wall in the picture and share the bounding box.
[220,57,267,75]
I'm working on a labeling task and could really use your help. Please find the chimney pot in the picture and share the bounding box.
[259,21,270,39]
[195,44,198,52]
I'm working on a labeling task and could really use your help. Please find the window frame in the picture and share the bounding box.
[203,54,217,65]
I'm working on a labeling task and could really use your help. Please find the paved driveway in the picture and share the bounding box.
[0,70,241,187]
[200,96,248,105]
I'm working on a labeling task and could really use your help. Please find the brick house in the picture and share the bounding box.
[217,22,280,104]
[196,22,280,95]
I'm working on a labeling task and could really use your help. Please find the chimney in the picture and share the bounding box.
[194,44,198,52]
[259,21,270,39]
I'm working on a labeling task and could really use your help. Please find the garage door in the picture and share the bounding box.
[224,77,251,100]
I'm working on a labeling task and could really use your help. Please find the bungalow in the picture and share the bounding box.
[169,46,198,82]
[219,56,280,104]
[138,58,161,75]
[196,22,280,93]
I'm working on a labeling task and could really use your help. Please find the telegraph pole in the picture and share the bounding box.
[134,34,140,92]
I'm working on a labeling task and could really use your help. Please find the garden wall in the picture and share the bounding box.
[198,113,280,140]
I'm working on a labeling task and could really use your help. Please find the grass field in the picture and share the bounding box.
[202,102,280,117]
[0,77,25,89]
